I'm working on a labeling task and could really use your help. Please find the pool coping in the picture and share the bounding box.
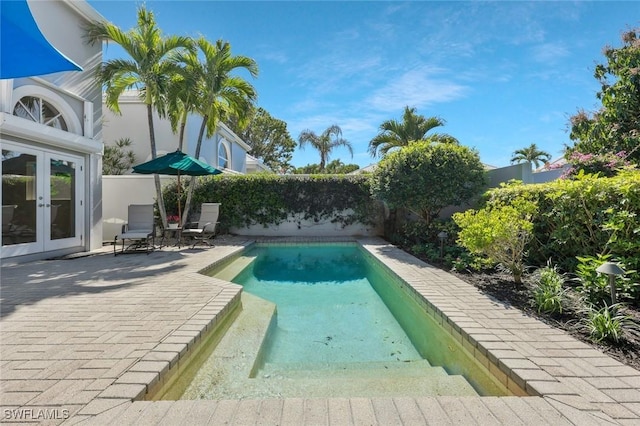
[1,236,639,424]
[356,239,640,421]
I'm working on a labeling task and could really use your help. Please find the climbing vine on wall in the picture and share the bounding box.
[163,174,381,232]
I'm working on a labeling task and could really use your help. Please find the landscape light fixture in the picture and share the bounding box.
[437,231,448,258]
[595,262,625,304]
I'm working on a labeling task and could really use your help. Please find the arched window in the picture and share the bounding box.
[218,142,229,169]
[13,96,68,131]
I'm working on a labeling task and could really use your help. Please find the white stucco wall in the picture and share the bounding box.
[102,99,179,166]
[1,1,105,260]
[533,167,567,183]
[102,175,174,242]
[486,162,533,186]
[103,93,249,174]
[230,216,382,237]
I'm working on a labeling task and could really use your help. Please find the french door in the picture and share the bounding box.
[2,142,84,257]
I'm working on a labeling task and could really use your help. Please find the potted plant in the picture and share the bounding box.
[167,215,180,229]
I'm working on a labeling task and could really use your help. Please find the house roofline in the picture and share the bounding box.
[61,0,106,23]
[217,121,250,151]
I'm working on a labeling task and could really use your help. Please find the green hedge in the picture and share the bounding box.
[163,174,380,233]
[483,170,640,273]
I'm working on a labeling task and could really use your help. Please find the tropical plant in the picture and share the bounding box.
[581,303,633,343]
[293,160,360,175]
[164,61,200,152]
[481,171,640,279]
[177,37,258,225]
[85,6,193,228]
[568,27,640,165]
[510,143,551,168]
[575,254,636,306]
[298,125,353,171]
[453,198,537,284]
[531,264,566,314]
[227,106,296,172]
[561,151,633,178]
[102,138,136,175]
[293,164,322,174]
[368,106,457,158]
[167,174,379,232]
[371,142,486,225]
[325,159,359,174]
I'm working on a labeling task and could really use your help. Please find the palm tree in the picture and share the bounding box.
[165,68,199,152]
[298,125,353,171]
[85,6,193,228]
[179,38,258,225]
[510,143,552,168]
[368,106,457,157]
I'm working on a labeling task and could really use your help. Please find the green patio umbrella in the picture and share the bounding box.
[132,150,222,223]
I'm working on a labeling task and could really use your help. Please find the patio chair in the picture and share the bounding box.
[113,204,155,255]
[2,205,17,234]
[182,203,220,248]
[2,205,18,244]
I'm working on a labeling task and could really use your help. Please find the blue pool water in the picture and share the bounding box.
[234,245,422,365]
[168,243,512,398]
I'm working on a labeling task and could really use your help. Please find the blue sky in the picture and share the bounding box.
[88,1,639,169]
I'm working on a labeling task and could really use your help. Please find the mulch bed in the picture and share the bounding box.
[409,252,640,372]
[453,271,640,371]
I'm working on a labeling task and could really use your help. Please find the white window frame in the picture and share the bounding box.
[12,85,82,135]
[218,139,230,169]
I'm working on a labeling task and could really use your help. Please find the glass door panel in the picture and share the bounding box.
[49,157,76,240]
[44,152,83,251]
[2,143,84,256]
[2,147,42,251]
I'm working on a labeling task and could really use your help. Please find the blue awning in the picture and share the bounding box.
[0,0,82,79]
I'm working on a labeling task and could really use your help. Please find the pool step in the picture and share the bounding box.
[251,373,479,398]
[212,255,257,281]
[258,359,448,379]
[164,292,480,399]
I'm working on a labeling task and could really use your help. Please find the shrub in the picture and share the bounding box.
[450,250,491,273]
[531,264,566,314]
[561,151,633,179]
[483,171,640,280]
[453,198,536,283]
[371,142,486,225]
[575,254,637,306]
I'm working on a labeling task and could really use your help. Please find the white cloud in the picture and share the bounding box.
[293,53,383,94]
[263,51,288,64]
[530,42,570,63]
[254,44,289,64]
[365,66,469,112]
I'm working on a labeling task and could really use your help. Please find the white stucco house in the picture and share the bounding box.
[102,90,257,174]
[1,0,104,262]
[101,91,273,242]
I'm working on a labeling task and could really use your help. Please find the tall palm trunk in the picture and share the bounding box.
[177,110,187,151]
[181,114,209,226]
[147,103,168,229]
[175,111,188,224]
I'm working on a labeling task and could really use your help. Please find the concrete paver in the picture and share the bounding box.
[1,236,639,424]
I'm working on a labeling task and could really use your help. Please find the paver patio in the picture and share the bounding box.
[1,236,639,425]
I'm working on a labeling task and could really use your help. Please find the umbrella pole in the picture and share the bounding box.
[177,174,182,225]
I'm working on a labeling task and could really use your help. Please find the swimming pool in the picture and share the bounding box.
[157,243,509,399]
[238,245,423,367]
